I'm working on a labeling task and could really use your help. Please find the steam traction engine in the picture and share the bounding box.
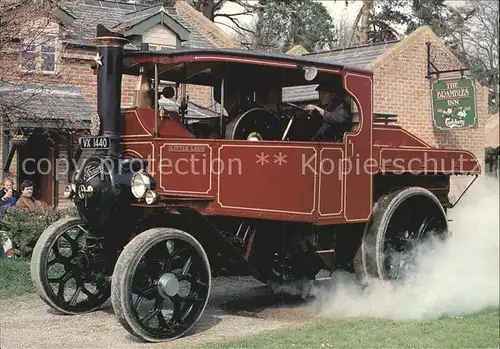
[30,25,481,342]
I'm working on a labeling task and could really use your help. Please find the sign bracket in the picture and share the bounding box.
[425,42,469,83]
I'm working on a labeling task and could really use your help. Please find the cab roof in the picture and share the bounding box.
[123,47,373,76]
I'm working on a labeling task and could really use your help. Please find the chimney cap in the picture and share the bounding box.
[93,24,130,46]
[96,24,125,39]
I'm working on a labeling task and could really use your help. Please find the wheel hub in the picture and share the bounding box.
[70,252,91,279]
[157,273,180,298]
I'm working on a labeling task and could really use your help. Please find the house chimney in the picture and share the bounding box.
[92,24,129,158]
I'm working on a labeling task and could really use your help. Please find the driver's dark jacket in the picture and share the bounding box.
[311,102,352,142]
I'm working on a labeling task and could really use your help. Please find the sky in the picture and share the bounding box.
[214,0,468,37]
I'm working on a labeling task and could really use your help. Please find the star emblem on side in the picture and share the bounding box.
[256,152,269,165]
[94,52,103,66]
[273,152,287,165]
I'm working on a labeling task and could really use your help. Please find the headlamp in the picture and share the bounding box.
[131,171,152,198]
[145,190,158,204]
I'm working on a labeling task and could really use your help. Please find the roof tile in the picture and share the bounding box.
[0,83,92,129]
[61,0,216,49]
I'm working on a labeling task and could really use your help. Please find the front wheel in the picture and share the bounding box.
[30,217,111,314]
[111,227,211,343]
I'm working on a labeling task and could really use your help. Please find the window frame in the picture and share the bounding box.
[19,34,59,75]
[148,43,176,52]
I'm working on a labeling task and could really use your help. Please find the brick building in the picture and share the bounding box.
[283,26,490,201]
[0,0,239,207]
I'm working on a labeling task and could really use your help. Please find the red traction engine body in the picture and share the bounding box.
[30,25,481,343]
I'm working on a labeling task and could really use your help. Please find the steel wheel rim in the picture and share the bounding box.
[42,224,110,311]
[382,197,446,280]
[236,116,278,140]
[129,237,210,338]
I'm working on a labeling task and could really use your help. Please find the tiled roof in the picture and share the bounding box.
[305,41,400,67]
[0,83,92,129]
[282,41,400,102]
[61,0,215,49]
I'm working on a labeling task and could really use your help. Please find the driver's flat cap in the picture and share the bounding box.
[315,75,343,93]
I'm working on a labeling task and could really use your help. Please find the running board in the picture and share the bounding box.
[315,249,335,277]
[315,269,334,281]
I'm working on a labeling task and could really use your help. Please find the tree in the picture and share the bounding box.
[133,0,263,37]
[252,0,337,52]
[447,0,499,113]
[134,0,338,52]
[333,11,360,50]
[405,0,450,35]
[346,0,452,44]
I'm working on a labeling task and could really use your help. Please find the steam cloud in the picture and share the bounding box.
[304,175,499,320]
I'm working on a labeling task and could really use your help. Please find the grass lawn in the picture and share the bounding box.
[205,310,500,349]
[0,259,35,298]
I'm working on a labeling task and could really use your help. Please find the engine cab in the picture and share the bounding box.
[120,51,361,144]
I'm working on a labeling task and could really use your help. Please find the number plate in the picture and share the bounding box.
[79,136,110,149]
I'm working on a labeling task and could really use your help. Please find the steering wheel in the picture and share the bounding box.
[281,102,324,141]
[283,102,311,119]
[280,102,311,140]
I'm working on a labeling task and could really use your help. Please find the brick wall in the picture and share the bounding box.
[1,41,138,202]
[370,27,487,201]
[59,50,137,109]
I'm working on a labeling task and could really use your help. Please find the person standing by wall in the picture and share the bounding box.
[0,177,20,217]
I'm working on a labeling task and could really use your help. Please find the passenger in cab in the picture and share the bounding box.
[303,79,352,142]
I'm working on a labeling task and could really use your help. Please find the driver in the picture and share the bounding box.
[303,80,352,142]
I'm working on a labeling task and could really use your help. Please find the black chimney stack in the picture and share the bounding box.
[93,25,129,158]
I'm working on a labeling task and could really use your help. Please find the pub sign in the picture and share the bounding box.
[431,76,477,130]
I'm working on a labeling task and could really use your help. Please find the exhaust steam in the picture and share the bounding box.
[279,175,500,320]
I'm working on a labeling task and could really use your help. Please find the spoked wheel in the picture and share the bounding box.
[111,228,211,343]
[354,187,449,283]
[225,108,281,141]
[30,217,111,314]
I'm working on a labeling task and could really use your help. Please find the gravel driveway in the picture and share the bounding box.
[0,276,319,349]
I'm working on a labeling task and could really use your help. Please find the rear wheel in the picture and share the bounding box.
[354,187,449,283]
[111,228,211,342]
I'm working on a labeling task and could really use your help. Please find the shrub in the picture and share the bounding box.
[0,205,78,259]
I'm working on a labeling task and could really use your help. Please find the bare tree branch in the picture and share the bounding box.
[215,13,255,34]
[447,0,499,112]
[214,10,253,18]
[0,0,89,134]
